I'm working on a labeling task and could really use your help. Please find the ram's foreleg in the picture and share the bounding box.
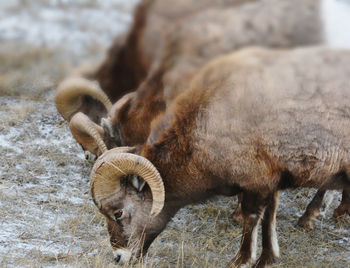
[229,191,269,267]
[253,191,280,268]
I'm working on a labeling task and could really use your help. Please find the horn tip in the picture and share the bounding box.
[150,204,164,218]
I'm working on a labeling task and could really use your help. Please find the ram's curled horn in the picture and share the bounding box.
[69,112,107,155]
[90,148,165,217]
[69,62,100,77]
[55,76,112,121]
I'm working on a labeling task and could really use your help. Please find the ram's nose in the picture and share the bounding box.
[84,151,97,161]
[114,254,121,263]
[113,248,131,264]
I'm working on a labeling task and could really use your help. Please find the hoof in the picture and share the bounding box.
[297,217,314,230]
[232,204,244,224]
[232,211,244,223]
[333,207,350,218]
[253,252,275,268]
[228,254,251,268]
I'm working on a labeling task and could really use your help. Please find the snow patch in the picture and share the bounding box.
[322,0,350,48]
[0,1,139,55]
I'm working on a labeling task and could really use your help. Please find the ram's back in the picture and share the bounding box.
[189,47,350,189]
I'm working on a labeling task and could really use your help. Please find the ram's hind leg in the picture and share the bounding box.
[228,192,267,267]
[297,189,328,229]
[232,193,244,223]
[333,189,350,217]
[331,168,350,217]
[253,191,280,268]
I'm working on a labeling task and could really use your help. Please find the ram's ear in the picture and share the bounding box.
[101,117,123,147]
[130,175,146,192]
[109,92,136,122]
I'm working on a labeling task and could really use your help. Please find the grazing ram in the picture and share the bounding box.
[54,1,157,159]
[103,0,323,146]
[57,0,265,120]
[56,0,254,157]
[90,47,350,267]
[101,0,348,226]
[56,0,322,159]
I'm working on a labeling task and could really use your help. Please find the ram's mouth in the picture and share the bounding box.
[113,248,132,264]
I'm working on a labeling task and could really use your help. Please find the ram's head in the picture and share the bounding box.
[90,147,166,264]
[55,70,114,159]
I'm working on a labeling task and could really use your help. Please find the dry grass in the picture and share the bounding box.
[0,68,348,268]
[1,87,348,268]
[0,42,73,100]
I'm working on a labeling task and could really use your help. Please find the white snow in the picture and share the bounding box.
[322,0,350,48]
[0,0,139,55]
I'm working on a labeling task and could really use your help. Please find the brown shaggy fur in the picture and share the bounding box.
[105,0,323,147]
[93,1,153,102]
[100,0,339,234]
[93,0,261,102]
[97,47,350,267]
[140,47,350,266]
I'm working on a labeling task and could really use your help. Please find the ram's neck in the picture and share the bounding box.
[141,92,240,214]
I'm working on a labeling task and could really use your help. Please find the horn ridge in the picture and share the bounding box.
[69,112,107,155]
[55,76,112,121]
[90,151,165,217]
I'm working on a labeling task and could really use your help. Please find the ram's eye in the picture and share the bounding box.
[114,209,123,221]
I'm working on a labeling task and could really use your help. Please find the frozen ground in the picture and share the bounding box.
[0,1,349,267]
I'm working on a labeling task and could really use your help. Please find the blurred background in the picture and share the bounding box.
[0,0,349,267]
[0,0,139,98]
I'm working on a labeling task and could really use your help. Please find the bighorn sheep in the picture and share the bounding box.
[90,47,350,267]
[57,0,345,227]
[102,0,345,226]
[56,0,322,158]
[56,0,238,157]
[103,0,323,146]
[54,1,156,159]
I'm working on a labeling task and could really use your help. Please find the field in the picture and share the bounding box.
[0,1,349,267]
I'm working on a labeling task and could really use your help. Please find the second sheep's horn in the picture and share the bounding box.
[69,112,107,156]
[55,76,112,121]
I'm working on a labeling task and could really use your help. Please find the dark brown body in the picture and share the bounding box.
[106,0,323,147]
[100,0,346,235]
[105,49,350,265]
[96,47,350,267]
[143,47,350,266]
